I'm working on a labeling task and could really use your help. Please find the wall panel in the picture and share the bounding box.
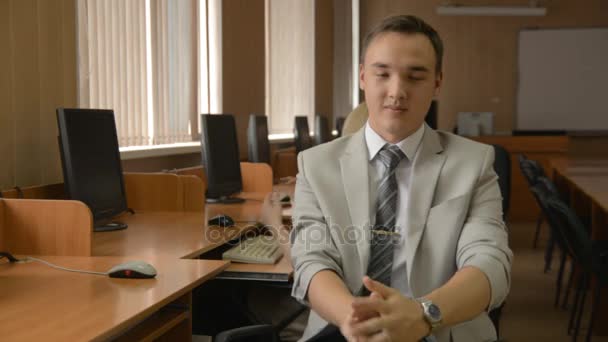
[360,0,608,133]
[0,0,77,189]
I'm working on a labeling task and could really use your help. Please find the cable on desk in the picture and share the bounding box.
[24,256,109,276]
[0,251,20,262]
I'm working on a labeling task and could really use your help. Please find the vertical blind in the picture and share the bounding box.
[265,0,315,136]
[77,0,211,147]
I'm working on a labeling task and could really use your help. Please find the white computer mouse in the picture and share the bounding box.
[108,260,157,279]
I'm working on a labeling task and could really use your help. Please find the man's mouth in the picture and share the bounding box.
[384,105,407,112]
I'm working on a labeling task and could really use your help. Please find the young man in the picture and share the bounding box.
[290,15,512,342]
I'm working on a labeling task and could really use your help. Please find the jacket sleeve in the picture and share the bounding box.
[456,145,513,310]
[290,151,345,305]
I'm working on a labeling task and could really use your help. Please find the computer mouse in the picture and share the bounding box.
[108,260,157,279]
[208,214,235,227]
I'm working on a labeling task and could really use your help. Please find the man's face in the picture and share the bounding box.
[360,32,442,142]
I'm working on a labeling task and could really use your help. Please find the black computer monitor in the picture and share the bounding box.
[247,114,271,164]
[56,108,128,232]
[294,116,313,152]
[200,114,245,204]
[314,115,330,145]
[335,117,346,137]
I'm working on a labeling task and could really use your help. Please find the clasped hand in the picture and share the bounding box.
[340,276,429,342]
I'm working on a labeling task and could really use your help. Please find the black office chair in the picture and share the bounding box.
[314,115,331,145]
[215,324,280,342]
[488,144,511,339]
[248,114,271,164]
[518,155,548,249]
[294,116,313,153]
[529,177,574,310]
[535,186,608,342]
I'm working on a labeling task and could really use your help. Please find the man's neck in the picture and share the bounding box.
[369,122,421,144]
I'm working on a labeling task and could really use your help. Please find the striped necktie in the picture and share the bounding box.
[367,144,406,286]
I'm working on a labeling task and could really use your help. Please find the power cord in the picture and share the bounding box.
[23,256,109,276]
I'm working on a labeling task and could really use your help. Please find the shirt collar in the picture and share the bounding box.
[365,121,425,162]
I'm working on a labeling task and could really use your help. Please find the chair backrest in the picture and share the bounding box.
[519,157,546,187]
[294,116,313,152]
[247,114,271,164]
[492,144,511,220]
[543,190,592,267]
[536,176,560,197]
[314,115,331,145]
[529,183,572,256]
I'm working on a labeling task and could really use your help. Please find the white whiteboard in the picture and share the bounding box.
[517,28,608,131]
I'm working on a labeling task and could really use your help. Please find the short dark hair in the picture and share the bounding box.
[360,15,443,73]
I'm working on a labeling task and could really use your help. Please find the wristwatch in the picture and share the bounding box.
[416,297,443,332]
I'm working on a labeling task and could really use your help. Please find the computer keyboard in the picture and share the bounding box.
[222,235,284,264]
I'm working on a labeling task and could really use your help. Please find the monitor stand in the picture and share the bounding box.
[206,196,245,204]
[94,221,128,232]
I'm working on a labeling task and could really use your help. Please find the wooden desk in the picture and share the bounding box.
[0,256,228,341]
[0,176,294,341]
[93,202,294,282]
[472,135,569,221]
[549,158,608,335]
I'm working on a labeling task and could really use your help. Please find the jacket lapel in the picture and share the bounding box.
[339,128,372,271]
[406,126,446,283]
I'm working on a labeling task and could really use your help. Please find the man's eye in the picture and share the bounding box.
[376,74,389,78]
[409,76,424,81]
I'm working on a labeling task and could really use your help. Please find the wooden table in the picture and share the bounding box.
[0,256,228,342]
[0,192,294,342]
[93,200,294,282]
[550,158,608,335]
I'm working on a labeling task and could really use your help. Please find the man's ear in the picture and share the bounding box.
[433,71,443,98]
[359,64,365,90]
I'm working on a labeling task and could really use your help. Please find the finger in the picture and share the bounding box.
[352,296,385,317]
[367,330,391,342]
[351,316,385,336]
[363,276,396,298]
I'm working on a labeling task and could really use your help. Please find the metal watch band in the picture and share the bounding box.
[416,297,442,332]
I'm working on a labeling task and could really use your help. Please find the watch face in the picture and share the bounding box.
[427,303,441,321]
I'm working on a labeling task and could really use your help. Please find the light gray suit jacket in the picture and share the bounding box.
[290,125,513,342]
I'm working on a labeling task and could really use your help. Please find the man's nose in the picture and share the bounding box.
[388,77,407,100]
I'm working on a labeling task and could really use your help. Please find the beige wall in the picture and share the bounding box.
[360,0,608,132]
[0,0,77,189]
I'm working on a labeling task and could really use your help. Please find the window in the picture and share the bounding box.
[76,0,221,147]
[265,0,315,137]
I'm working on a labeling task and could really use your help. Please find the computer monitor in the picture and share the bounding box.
[247,114,271,164]
[56,108,128,232]
[294,116,313,152]
[200,114,245,204]
[335,117,346,137]
[425,100,438,129]
[314,115,330,145]
[457,112,494,136]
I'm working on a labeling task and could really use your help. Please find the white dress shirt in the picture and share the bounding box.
[365,121,425,297]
